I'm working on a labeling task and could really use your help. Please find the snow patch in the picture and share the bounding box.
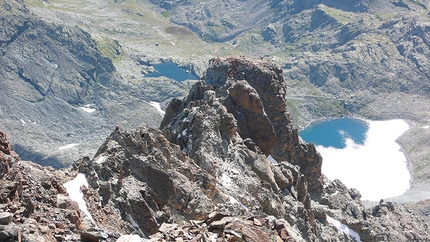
[117,235,142,242]
[327,216,361,242]
[59,143,79,150]
[63,173,94,223]
[94,155,108,164]
[230,168,240,175]
[267,155,278,164]
[220,173,233,187]
[128,213,144,236]
[228,195,248,211]
[80,104,96,113]
[318,119,410,201]
[149,101,165,115]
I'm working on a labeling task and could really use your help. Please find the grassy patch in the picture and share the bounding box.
[286,99,305,126]
[208,25,227,39]
[93,36,123,62]
[319,4,357,25]
[161,10,170,18]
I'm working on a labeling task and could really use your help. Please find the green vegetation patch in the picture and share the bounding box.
[93,36,123,62]
[318,4,358,25]
[161,10,170,18]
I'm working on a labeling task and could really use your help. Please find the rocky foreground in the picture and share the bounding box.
[1,57,429,241]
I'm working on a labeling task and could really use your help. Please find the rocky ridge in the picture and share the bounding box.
[1,57,429,241]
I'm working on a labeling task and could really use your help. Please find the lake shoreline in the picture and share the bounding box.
[298,114,367,132]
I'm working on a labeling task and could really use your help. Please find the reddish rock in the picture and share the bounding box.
[241,225,270,242]
[226,80,277,155]
[0,130,20,179]
[204,212,230,225]
[66,211,82,229]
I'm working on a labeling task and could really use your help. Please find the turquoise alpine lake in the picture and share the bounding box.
[145,62,198,82]
[299,118,411,200]
[299,118,369,148]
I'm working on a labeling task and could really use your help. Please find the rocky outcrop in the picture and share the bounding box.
[67,122,321,240]
[199,57,324,196]
[0,130,85,241]
[262,25,277,43]
[73,125,227,236]
[0,131,19,179]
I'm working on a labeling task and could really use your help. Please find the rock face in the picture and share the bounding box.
[0,1,115,167]
[262,25,277,43]
[1,58,429,241]
[162,57,323,195]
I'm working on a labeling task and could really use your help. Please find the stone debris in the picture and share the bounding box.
[142,213,292,242]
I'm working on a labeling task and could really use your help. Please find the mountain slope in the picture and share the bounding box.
[0,0,191,167]
[1,0,429,209]
[1,57,429,241]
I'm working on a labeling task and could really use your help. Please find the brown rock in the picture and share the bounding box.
[204,212,230,225]
[0,130,19,179]
[66,211,82,229]
[0,131,17,157]
[57,194,77,209]
[241,225,270,242]
[209,217,235,231]
[226,80,277,155]
[203,57,324,195]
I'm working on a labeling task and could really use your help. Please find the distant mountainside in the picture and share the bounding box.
[1,57,429,241]
[146,0,430,125]
[0,0,191,167]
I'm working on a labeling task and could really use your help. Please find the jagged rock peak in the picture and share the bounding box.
[161,56,323,196]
